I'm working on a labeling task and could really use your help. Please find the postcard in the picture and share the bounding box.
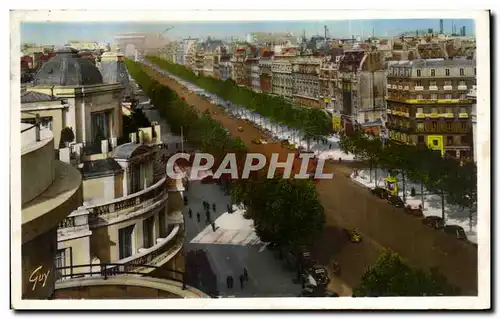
[10,9,490,310]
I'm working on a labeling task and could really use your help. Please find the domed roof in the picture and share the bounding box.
[34,47,103,86]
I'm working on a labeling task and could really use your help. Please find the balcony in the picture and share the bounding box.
[444,85,453,90]
[85,177,167,226]
[458,85,468,90]
[414,86,424,91]
[404,86,409,91]
[113,224,184,273]
[429,86,438,91]
[57,209,92,241]
[387,84,393,89]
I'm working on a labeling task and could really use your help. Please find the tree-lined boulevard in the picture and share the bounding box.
[125,58,478,296]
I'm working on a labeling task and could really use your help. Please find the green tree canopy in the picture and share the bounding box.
[353,251,459,296]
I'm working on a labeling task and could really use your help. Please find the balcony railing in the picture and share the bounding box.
[87,176,167,223]
[55,262,187,289]
[119,225,184,273]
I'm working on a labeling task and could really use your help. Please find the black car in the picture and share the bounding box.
[387,195,404,208]
[371,187,390,199]
[443,225,467,240]
[422,216,445,229]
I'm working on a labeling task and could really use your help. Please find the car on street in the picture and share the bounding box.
[343,228,362,243]
[237,126,244,132]
[252,137,262,144]
[387,195,404,208]
[404,205,424,217]
[443,225,467,240]
[422,216,445,229]
[371,187,391,200]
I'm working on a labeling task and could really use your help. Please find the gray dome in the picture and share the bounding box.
[34,47,103,86]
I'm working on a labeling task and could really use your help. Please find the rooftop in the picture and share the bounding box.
[81,158,123,180]
[389,59,476,68]
[112,142,152,160]
[21,91,58,103]
[34,47,103,86]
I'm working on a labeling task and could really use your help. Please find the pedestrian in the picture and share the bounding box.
[212,203,216,212]
[239,274,245,289]
[338,157,342,164]
[211,222,216,232]
[228,276,234,289]
[243,268,248,281]
[196,212,201,222]
[188,208,192,218]
[226,276,231,289]
[329,144,332,150]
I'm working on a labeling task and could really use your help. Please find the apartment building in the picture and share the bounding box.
[271,47,297,98]
[259,48,273,93]
[292,56,321,108]
[231,47,247,86]
[386,59,476,159]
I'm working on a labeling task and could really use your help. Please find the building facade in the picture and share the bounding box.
[231,47,247,85]
[271,49,296,98]
[258,49,273,93]
[292,56,321,108]
[386,59,476,159]
[21,123,83,299]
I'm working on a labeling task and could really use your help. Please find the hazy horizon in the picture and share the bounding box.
[20,19,475,46]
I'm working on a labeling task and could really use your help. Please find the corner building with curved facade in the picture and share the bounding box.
[19,47,203,300]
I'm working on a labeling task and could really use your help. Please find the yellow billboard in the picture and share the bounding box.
[332,115,341,131]
[427,135,444,156]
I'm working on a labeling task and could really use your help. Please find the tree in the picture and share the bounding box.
[231,175,325,247]
[353,251,459,296]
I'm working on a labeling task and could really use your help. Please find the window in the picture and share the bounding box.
[444,80,452,86]
[432,121,438,129]
[446,122,452,130]
[416,80,422,86]
[447,136,454,145]
[460,68,464,76]
[445,94,452,99]
[430,81,437,87]
[431,107,438,114]
[418,135,425,144]
[459,81,466,87]
[143,216,155,248]
[445,69,450,76]
[119,225,135,259]
[461,122,468,130]
[128,166,141,194]
[461,135,468,145]
[460,107,467,113]
[431,94,438,100]
[417,94,423,99]
[460,94,466,100]
[55,248,71,280]
[446,107,453,113]
[474,67,476,75]
[417,123,424,130]
[417,107,424,114]
[91,111,110,143]
[431,69,436,77]
[416,69,421,77]
[424,107,431,113]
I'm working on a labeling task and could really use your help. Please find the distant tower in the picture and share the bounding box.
[439,19,444,34]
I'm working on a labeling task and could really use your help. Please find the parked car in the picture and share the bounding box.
[251,137,262,144]
[404,205,424,217]
[371,187,390,200]
[343,228,362,243]
[237,126,244,132]
[443,225,467,240]
[422,216,445,229]
[387,195,404,208]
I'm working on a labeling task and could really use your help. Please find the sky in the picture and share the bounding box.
[20,19,475,45]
